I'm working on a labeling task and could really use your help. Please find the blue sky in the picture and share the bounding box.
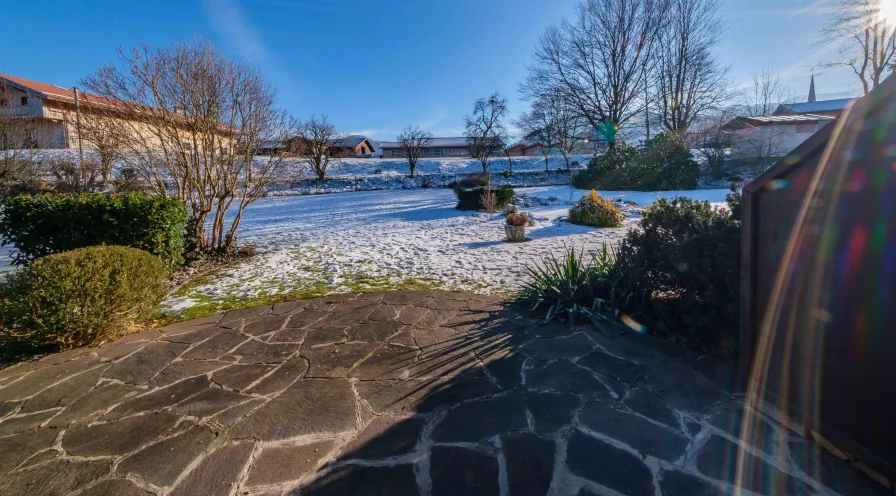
[0,0,859,140]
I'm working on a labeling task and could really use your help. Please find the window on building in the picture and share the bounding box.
[0,97,7,106]
[20,96,29,106]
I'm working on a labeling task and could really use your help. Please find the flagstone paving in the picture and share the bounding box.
[0,291,887,495]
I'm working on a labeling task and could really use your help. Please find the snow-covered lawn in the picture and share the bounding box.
[162,186,731,315]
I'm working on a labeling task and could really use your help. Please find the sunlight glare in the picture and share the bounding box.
[878,0,896,26]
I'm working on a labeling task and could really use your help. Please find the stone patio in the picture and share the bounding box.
[0,291,885,495]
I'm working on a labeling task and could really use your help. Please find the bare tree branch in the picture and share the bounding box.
[522,0,669,146]
[817,0,896,94]
[655,0,731,134]
[516,90,589,170]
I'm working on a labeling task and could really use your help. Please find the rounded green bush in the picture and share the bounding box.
[568,191,624,228]
[0,246,169,351]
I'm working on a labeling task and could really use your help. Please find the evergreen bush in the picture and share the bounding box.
[0,246,169,352]
[614,187,742,354]
[572,133,699,191]
[568,190,625,228]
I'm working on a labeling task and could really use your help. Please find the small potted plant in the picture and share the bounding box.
[505,211,530,242]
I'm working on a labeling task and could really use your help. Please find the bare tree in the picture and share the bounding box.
[83,38,295,255]
[291,115,346,181]
[522,0,668,148]
[743,68,794,117]
[656,0,730,134]
[818,0,896,94]
[517,91,589,170]
[395,125,432,177]
[464,92,509,173]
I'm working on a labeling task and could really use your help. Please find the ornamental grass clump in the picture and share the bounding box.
[568,190,624,228]
[516,245,629,327]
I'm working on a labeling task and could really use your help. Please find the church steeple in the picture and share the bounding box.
[808,74,817,103]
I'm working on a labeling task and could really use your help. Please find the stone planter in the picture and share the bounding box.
[505,225,526,242]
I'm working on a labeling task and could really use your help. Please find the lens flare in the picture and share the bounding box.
[618,313,646,333]
[878,0,896,26]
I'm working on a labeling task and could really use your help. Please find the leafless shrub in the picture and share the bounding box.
[112,166,146,193]
[48,159,101,193]
[481,186,499,220]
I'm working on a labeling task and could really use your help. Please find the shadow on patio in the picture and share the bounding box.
[0,291,885,495]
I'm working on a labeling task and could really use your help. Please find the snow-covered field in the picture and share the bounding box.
[162,186,731,314]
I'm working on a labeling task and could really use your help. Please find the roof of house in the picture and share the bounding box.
[0,73,105,105]
[744,114,834,124]
[335,135,373,149]
[722,114,834,130]
[379,137,471,149]
[775,98,857,115]
[1,73,236,133]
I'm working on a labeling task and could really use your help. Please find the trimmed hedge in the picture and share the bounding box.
[0,193,187,268]
[0,246,169,351]
[568,191,624,228]
[454,186,514,211]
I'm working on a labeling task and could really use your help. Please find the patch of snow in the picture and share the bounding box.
[161,186,731,313]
